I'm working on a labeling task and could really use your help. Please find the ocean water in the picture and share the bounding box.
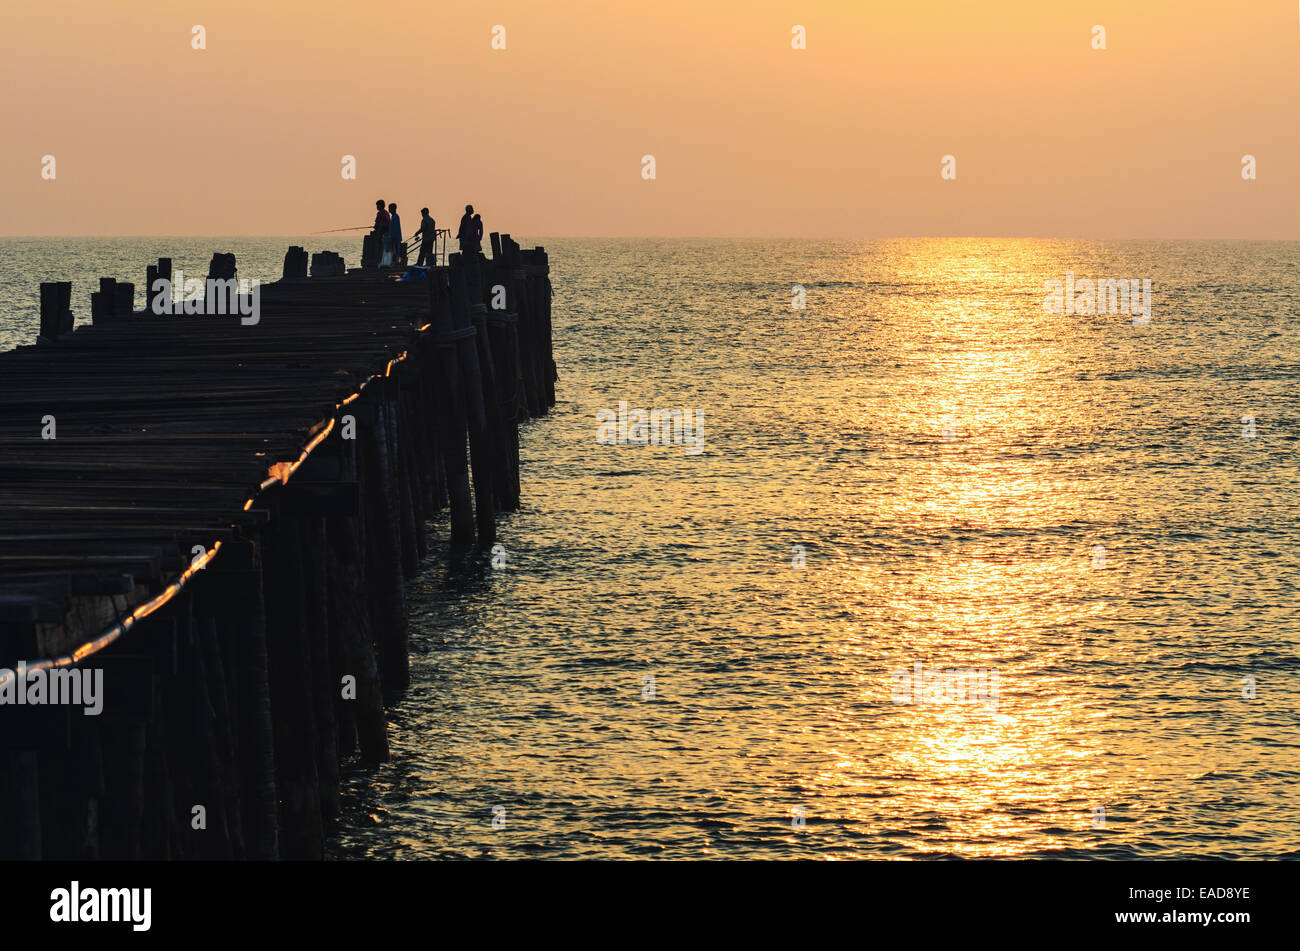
[2,238,1298,859]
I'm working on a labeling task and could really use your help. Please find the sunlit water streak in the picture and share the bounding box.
[2,238,1297,858]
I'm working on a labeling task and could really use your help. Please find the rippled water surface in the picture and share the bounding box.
[3,238,1298,858]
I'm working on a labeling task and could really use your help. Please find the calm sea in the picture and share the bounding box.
[2,237,1297,859]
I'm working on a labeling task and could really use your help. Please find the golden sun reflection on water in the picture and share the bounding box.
[810,241,1127,856]
[813,549,1122,857]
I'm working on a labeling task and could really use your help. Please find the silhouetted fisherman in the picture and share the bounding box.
[388,203,404,266]
[414,208,437,266]
[473,213,484,252]
[374,199,392,266]
[456,204,478,254]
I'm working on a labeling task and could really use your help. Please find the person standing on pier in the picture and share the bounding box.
[456,204,476,254]
[388,203,405,267]
[374,199,392,267]
[414,208,437,267]
[472,213,484,254]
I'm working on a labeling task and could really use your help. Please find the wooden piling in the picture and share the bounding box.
[98,720,147,860]
[229,560,280,860]
[179,612,233,858]
[283,246,309,280]
[447,257,498,548]
[300,515,340,822]
[325,508,388,765]
[362,394,411,701]
[263,509,324,859]
[38,281,73,341]
[0,752,43,859]
[428,273,479,559]
[196,612,244,857]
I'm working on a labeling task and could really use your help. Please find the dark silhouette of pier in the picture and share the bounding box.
[0,234,555,859]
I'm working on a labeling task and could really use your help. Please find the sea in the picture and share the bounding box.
[1,237,1297,859]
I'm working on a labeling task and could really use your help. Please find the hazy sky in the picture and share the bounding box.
[2,0,1297,237]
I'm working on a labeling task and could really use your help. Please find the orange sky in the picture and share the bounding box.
[1,0,1297,237]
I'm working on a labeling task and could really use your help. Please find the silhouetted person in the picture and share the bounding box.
[472,213,484,252]
[456,204,476,254]
[388,202,404,266]
[414,208,436,267]
[374,199,391,266]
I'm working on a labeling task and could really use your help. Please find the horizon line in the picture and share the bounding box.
[3,234,1300,242]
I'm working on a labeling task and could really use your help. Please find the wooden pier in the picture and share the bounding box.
[0,235,555,859]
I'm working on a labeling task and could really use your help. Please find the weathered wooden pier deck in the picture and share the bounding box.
[0,235,555,859]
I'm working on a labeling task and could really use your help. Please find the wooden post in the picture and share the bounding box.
[196,611,245,857]
[283,246,308,280]
[392,385,420,579]
[359,394,410,701]
[157,258,173,314]
[207,252,237,281]
[428,272,478,559]
[414,334,446,516]
[0,752,42,859]
[112,282,135,318]
[461,253,511,510]
[141,607,184,859]
[300,516,340,823]
[325,508,389,764]
[39,281,73,340]
[502,236,543,416]
[98,718,147,859]
[536,247,557,409]
[401,382,429,564]
[179,612,233,858]
[449,257,498,547]
[145,265,159,313]
[36,710,93,858]
[487,310,523,510]
[263,510,324,859]
[91,277,115,324]
[310,251,345,277]
[211,539,280,860]
[484,247,525,507]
